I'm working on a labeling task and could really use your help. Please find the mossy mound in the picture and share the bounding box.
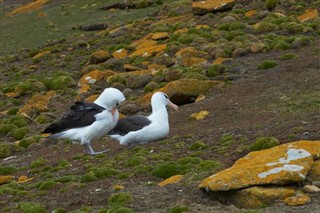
[152,162,186,179]
[249,137,280,151]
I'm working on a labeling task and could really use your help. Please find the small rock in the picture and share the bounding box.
[297,9,318,22]
[158,175,183,187]
[192,0,235,15]
[303,185,320,193]
[221,15,237,23]
[232,48,248,58]
[284,194,311,206]
[0,176,14,185]
[151,32,169,40]
[110,82,126,91]
[87,50,111,65]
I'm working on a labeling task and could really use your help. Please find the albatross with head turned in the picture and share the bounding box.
[42,87,125,155]
[109,92,178,145]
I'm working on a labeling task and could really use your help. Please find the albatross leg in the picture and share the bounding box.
[86,143,109,155]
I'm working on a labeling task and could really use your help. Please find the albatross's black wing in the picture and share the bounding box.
[42,101,105,134]
[109,115,151,136]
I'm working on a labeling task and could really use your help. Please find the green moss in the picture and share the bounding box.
[80,174,98,183]
[265,0,278,10]
[38,181,57,190]
[18,202,46,213]
[169,205,189,213]
[189,141,208,150]
[94,167,120,179]
[256,22,278,33]
[151,162,186,179]
[0,166,18,175]
[19,135,41,148]
[11,127,29,140]
[218,22,246,31]
[52,208,67,213]
[42,76,75,90]
[197,160,223,171]
[30,158,48,169]
[257,60,278,70]
[249,137,280,151]
[0,124,18,136]
[35,114,51,124]
[55,175,75,183]
[134,165,152,174]
[0,143,13,158]
[108,193,133,207]
[107,75,127,85]
[219,134,234,146]
[176,33,197,44]
[281,53,298,60]
[125,156,147,167]
[107,206,135,213]
[273,41,290,50]
[6,115,29,127]
[7,108,19,115]
[58,159,70,167]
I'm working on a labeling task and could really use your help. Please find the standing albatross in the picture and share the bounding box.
[108,92,178,145]
[42,87,125,155]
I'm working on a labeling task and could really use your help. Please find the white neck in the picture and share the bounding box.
[148,104,168,121]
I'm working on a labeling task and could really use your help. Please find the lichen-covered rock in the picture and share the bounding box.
[18,91,56,118]
[151,32,169,40]
[6,0,49,16]
[192,0,235,15]
[175,47,208,66]
[112,48,128,59]
[297,9,318,22]
[158,175,183,187]
[78,70,115,93]
[200,140,320,191]
[31,50,50,60]
[87,50,111,65]
[284,194,311,206]
[190,110,210,120]
[0,176,14,185]
[137,79,224,104]
[129,44,167,58]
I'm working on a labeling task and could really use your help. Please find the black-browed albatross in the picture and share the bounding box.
[108,92,178,145]
[42,87,125,155]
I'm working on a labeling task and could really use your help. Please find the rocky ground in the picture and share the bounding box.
[0,0,320,213]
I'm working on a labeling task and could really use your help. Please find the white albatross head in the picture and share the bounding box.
[94,87,125,111]
[151,92,179,111]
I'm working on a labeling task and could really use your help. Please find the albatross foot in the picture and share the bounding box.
[83,144,109,155]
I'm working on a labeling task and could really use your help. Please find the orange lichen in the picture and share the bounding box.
[192,0,235,15]
[158,175,183,187]
[195,94,206,102]
[6,0,50,16]
[190,110,210,120]
[284,194,311,206]
[199,140,320,191]
[245,10,257,17]
[297,9,318,22]
[78,70,115,93]
[112,185,125,191]
[129,44,167,58]
[148,64,166,71]
[173,28,189,35]
[196,25,210,29]
[0,176,14,185]
[18,175,34,183]
[213,57,232,65]
[151,32,169,40]
[124,64,140,71]
[112,48,128,59]
[32,50,50,60]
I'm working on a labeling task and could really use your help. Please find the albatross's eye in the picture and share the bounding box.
[163,94,169,99]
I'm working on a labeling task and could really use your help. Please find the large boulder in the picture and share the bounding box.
[137,78,224,105]
[192,0,235,15]
[199,140,320,208]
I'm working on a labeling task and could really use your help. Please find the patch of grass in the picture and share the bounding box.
[151,162,186,179]
[257,60,278,70]
[249,137,280,151]
[125,156,147,167]
[169,205,189,213]
[106,206,135,213]
[18,202,46,213]
[177,157,202,166]
[94,167,120,179]
[38,181,57,190]
[189,141,208,150]
[51,208,67,213]
[197,160,223,171]
[11,127,29,140]
[18,135,42,148]
[265,0,278,11]
[281,53,298,60]
[0,124,18,136]
[218,22,246,31]
[30,158,48,169]
[80,174,98,183]
[55,175,75,183]
[0,166,18,175]
[108,193,133,207]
